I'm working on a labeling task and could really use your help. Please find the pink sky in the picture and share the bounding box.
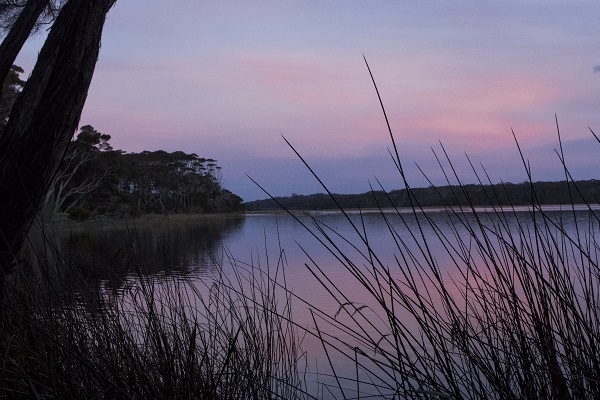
[13,1,600,200]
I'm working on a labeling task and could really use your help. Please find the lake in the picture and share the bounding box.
[28,205,600,398]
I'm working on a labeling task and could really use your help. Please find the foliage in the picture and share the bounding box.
[245,62,600,398]
[1,230,307,399]
[0,64,23,122]
[0,0,66,34]
[245,179,600,211]
[43,125,114,216]
[46,125,244,220]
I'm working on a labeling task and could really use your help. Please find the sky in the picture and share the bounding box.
[13,1,600,201]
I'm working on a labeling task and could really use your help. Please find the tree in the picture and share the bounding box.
[0,0,64,33]
[0,0,50,105]
[110,151,237,215]
[0,1,66,103]
[0,0,117,291]
[37,124,243,220]
[76,124,112,151]
[43,125,113,217]
[0,64,24,122]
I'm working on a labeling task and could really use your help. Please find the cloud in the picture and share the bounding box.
[593,65,600,73]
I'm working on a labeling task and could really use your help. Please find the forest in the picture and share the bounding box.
[48,119,600,218]
[245,179,600,211]
[44,124,244,220]
[0,63,244,220]
[3,64,242,221]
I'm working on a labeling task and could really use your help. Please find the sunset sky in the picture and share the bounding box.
[14,1,600,201]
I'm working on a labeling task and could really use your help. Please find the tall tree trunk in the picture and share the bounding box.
[0,0,116,288]
[0,0,49,102]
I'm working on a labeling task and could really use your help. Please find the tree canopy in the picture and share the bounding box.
[0,0,65,34]
[46,125,243,221]
[0,64,23,122]
[244,181,600,211]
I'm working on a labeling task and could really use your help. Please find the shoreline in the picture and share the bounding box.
[34,203,600,231]
[243,203,600,216]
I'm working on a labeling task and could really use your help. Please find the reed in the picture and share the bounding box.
[2,62,599,399]
[0,228,309,399]
[251,61,600,398]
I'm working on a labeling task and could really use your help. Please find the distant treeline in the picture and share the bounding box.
[243,180,600,211]
[45,125,243,220]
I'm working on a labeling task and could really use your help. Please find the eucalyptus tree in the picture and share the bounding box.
[0,0,64,32]
[43,125,114,216]
[0,64,23,122]
[115,151,231,214]
[0,0,66,103]
[0,0,117,292]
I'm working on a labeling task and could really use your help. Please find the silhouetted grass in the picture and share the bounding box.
[0,226,309,399]
[245,60,600,399]
[3,60,600,399]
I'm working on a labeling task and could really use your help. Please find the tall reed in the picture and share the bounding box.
[252,61,600,398]
[0,222,309,399]
[3,62,600,399]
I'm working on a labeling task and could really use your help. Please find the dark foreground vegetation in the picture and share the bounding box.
[2,237,306,399]
[3,123,600,398]
[244,179,600,211]
[0,2,599,398]
[3,107,600,399]
[0,0,117,285]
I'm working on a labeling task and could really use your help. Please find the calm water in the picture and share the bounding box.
[36,205,600,396]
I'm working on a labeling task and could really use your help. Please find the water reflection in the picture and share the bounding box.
[25,215,245,290]
[239,207,600,396]
[23,207,600,397]
[26,208,598,302]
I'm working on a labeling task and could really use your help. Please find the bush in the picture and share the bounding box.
[1,241,309,399]
[67,205,93,222]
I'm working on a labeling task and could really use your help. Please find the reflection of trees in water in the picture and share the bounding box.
[25,216,246,291]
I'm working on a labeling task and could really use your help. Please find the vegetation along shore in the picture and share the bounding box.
[0,1,599,399]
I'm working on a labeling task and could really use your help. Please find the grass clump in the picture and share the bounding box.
[2,61,600,399]
[0,234,309,399]
[254,62,600,399]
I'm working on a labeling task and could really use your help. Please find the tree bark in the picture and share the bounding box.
[0,0,116,283]
[0,0,48,102]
